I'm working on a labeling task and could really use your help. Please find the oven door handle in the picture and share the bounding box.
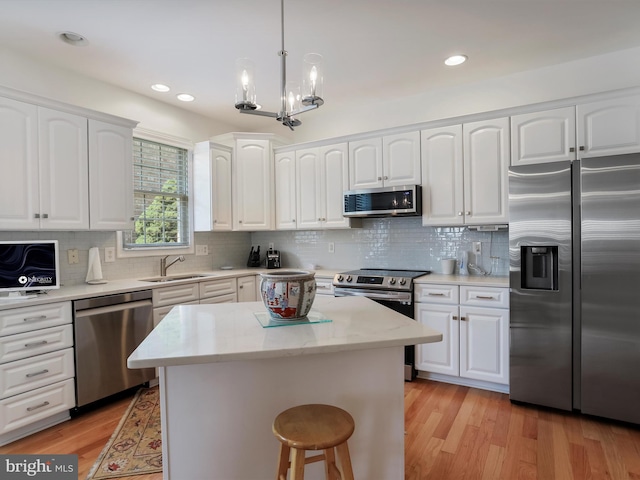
[334,288,412,303]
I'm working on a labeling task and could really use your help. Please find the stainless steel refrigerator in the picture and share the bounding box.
[508,154,640,424]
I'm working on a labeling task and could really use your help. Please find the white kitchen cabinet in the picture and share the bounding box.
[420,125,465,226]
[88,119,134,230]
[315,275,335,296]
[0,100,89,230]
[234,136,275,231]
[274,151,298,230]
[0,301,74,445]
[296,143,350,229]
[193,142,233,231]
[237,275,257,302]
[462,118,510,225]
[348,132,420,189]
[511,106,577,165]
[415,283,509,390]
[577,94,640,158]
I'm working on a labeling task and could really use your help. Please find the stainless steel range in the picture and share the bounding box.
[333,268,430,380]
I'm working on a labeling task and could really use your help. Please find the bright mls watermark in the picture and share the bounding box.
[1,455,77,479]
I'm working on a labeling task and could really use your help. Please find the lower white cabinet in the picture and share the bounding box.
[415,283,509,389]
[0,301,74,445]
[237,275,257,302]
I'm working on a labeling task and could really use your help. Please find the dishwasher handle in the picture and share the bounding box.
[74,299,153,318]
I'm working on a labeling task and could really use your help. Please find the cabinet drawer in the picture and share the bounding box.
[315,278,335,296]
[0,325,73,364]
[414,284,459,304]
[0,302,72,337]
[0,378,75,435]
[200,293,238,304]
[0,348,74,399]
[460,286,509,308]
[152,283,200,307]
[153,301,199,326]
[200,278,237,299]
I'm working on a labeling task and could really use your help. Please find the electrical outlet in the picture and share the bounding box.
[472,242,482,256]
[196,244,209,256]
[269,242,274,250]
[104,247,116,263]
[67,249,79,264]
[328,242,335,254]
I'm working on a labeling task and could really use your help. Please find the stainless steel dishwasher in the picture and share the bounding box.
[73,290,155,407]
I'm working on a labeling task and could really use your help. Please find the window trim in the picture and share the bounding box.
[117,128,195,259]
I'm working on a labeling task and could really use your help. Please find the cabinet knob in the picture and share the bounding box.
[239,220,243,223]
[465,211,471,215]
[453,315,458,320]
[239,285,243,289]
[293,219,296,222]
[34,213,40,219]
[569,147,575,153]
[384,176,388,180]
[377,177,382,181]
[130,217,135,221]
[579,146,585,151]
[318,218,322,221]
[213,219,217,223]
[42,213,49,219]
[460,316,467,321]
[457,212,463,216]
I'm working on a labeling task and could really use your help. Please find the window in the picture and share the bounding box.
[122,137,190,250]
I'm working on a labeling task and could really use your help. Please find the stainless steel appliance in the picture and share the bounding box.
[73,290,155,407]
[333,268,430,380]
[266,248,281,269]
[509,154,640,424]
[343,185,421,217]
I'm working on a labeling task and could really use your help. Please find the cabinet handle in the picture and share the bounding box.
[377,176,382,181]
[43,213,49,219]
[453,315,459,320]
[569,147,575,153]
[465,211,471,215]
[23,315,47,322]
[130,216,135,221]
[239,285,243,289]
[26,369,49,378]
[427,293,445,296]
[293,219,296,222]
[457,212,463,216]
[213,219,217,223]
[34,213,40,219]
[460,316,467,321]
[579,146,585,151]
[384,176,388,180]
[239,220,243,223]
[27,401,50,412]
[24,340,48,348]
[318,218,322,221]
[475,295,495,300]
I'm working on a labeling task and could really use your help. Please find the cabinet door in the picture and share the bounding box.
[234,138,273,230]
[459,306,509,384]
[275,151,298,230]
[348,138,383,189]
[420,125,464,226]
[511,106,576,166]
[193,142,232,231]
[0,97,39,229]
[577,94,640,158]
[320,143,350,228]
[382,131,421,186]
[237,275,257,302]
[88,120,134,230]
[296,148,322,229]
[211,146,233,231]
[38,107,89,230]
[463,118,510,224]
[414,303,459,376]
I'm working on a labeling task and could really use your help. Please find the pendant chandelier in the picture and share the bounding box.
[234,0,324,130]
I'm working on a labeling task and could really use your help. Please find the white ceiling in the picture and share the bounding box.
[2,0,640,132]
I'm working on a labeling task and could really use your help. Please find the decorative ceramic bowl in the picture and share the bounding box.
[259,270,316,320]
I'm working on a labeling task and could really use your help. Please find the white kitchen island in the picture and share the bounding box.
[128,295,442,480]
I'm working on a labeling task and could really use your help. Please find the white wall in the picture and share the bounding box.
[293,45,640,143]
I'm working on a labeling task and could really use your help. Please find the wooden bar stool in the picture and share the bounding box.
[272,404,355,480]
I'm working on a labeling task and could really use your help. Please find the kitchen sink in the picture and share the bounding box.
[139,274,210,283]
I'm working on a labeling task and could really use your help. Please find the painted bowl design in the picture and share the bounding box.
[259,270,316,320]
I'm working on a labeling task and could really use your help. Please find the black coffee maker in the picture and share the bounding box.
[266,248,281,269]
[246,246,261,267]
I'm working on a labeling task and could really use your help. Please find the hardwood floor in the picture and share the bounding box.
[1,379,639,479]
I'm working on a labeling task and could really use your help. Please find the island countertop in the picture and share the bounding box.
[127,295,442,369]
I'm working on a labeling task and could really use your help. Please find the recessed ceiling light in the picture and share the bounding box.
[151,84,171,92]
[445,55,467,66]
[176,93,195,102]
[58,31,89,46]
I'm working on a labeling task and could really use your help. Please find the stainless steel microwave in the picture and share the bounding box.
[343,185,422,217]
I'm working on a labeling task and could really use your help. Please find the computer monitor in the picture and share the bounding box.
[0,240,60,296]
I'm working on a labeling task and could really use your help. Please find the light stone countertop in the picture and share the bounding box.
[415,273,509,288]
[127,295,443,368]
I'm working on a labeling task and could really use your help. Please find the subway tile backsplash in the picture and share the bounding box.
[0,218,508,287]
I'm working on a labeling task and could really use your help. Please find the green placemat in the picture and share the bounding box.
[254,310,332,328]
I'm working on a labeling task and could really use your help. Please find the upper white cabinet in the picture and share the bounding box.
[233,135,276,231]
[0,93,136,231]
[577,94,640,158]
[348,131,420,189]
[274,150,297,230]
[511,106,576,166]
[421,118,509,226]
[193,142,233,231]
[462,118,510,225]
[296,143,350,229]
[88,119,134,230]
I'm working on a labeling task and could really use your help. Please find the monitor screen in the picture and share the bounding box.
[0,240,60,292]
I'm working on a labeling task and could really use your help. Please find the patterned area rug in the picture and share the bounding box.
[86,386,162,479]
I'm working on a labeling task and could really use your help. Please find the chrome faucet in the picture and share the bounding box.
[160,255,185,276]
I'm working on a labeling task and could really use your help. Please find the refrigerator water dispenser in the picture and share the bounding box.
[521,246,558,290]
